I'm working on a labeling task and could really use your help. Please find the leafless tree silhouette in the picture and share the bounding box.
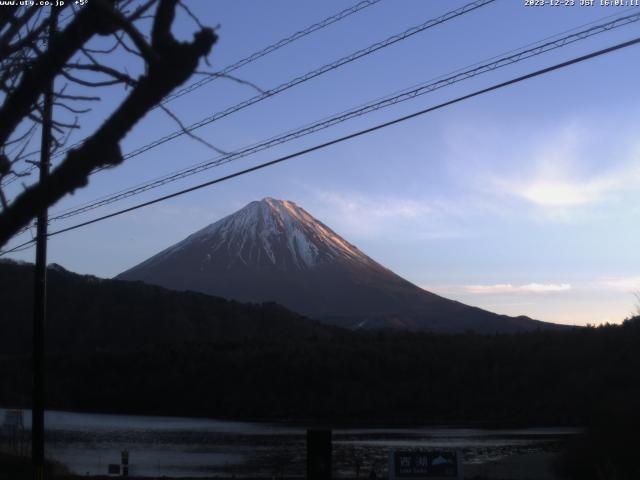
[0,0,217,248]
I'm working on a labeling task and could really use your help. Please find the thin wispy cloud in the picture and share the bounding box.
[464,283,572,294]
[428,277,640,302]
[314,191,433,219]
[597,276,640,292]
[430,283,572,295]
[491,127,640,211]
[443,118,640,218]
[514,179,609,207]
[305,189,468,239]
[498,165,639,209]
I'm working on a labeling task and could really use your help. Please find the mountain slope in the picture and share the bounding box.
[0,259,337,354]
[117,198,559,333]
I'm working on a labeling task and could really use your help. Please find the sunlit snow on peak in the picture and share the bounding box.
[152,198,371,270]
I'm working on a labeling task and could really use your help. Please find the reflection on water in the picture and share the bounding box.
[1,407,580,477]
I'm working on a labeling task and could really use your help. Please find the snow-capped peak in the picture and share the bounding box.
[144,198,371,271]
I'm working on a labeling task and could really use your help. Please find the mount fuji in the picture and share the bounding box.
[116,198,558,333]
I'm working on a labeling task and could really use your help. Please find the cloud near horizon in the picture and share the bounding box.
[430,283,573,295]
[597,276,640,292]
[429,277,640,298]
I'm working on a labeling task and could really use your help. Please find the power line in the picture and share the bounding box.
[3,34,639,257]
[46,0,387,163]
[43,11,640,225]
[8,0,495,186]
[1,0,386,187]
[49,7,638,218]
[160,0,385,105]
[113,0,495,163]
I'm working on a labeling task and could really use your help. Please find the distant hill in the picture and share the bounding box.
[118,198,562,333]
[2,263,637,426]
[0,259,338,354]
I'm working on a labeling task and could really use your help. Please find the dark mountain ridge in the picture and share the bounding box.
[0,259,338,354]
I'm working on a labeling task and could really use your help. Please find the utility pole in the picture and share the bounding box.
[33,9,57,480]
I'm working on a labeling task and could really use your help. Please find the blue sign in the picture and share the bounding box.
[390,450,462,480]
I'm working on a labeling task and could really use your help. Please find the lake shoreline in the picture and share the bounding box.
[1,404,586,431]
[1,450,566,480]
[1,407,580,479]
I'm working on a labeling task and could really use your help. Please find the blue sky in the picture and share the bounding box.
[5,0,640,325]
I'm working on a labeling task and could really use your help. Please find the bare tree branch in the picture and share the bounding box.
[159,104,228,155]
[66,62,138,86]
[0,5,102,146]
[0,0,217,248]
[196,71,266,94]
[178,0,206,31]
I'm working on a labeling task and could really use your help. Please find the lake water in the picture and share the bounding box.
[0,408,580,478]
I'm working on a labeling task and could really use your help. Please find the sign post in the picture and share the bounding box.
[121,450,129,477]
[307,429,332,480]
[389,450,463,480]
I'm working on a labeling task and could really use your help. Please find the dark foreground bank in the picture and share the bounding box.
[2,318,640,425]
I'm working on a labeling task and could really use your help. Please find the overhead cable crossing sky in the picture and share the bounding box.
[41,12,640,226]
[3,34,640,256]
